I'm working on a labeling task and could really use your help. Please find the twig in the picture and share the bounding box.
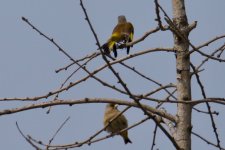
[46,116,151,149]
[197,43,225,70]
[190,35,225,54]
[190,63,221,149]
[22,17,75,62]
[151,124,158,150]
[217,43,225,58]
[192,131,225,150]
[0,46,174,102]
[119,62,177,100]
[55,52,100,73]
[193,107,219,115]
[143,83,176,98]
[16,122,41,150]
[47,53,97,114]
[48,116,71,146]
[156,89,177,109]
[154,0,167,31]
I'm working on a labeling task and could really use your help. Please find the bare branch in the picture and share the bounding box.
[44,117,150,149]
[193,107,219,115]
[197,42,225,70]
[156,89,177,109]
[143,83,176,98]
[56,52,100,73]
[154,0,171,31]
[47,53,97,114]
[192,131,225,150]
[48,116,71,146]
[151,124,158,150]
[190,35,225,53]
[155,3,225,63]
[0,98,176,122]
[190,63,222,149]
[22,17,75,62]
[0,47,175,103]
[16,122,41,150]
[217,43,225,58]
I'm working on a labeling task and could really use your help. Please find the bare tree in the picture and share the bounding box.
[1,0,225,150]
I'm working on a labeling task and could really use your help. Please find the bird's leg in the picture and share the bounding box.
[123,34,131,54]
[113,44,117,58]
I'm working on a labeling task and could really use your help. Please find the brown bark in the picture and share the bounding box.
[172,0,192,150]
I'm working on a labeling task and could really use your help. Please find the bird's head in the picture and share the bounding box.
[118,15,127,23]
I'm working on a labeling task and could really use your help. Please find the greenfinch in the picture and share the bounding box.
[102,15,134,57]
[103,103,132,144]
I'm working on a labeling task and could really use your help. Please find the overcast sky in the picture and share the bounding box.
[0,0,225,150]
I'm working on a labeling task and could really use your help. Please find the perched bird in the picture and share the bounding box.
[103,103,132,144]
[102,15,134,58]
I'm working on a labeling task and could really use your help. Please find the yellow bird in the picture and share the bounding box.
[102,15,134,57]
[103,103,132,144]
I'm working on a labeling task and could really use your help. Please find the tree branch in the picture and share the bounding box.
[0,98,176,122]
[192,131,225,150]
[190,63,222,149]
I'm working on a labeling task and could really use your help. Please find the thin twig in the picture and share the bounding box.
[55,52,100,73]
[48,116,71,146]
[156,89,177,109]
[193,107,219,115]
[47,53,97,114]
[217,43,225,58]
[151,124,158,150]
[197,43,225,70]
[190,63,221,149]
[190,36,225,54]
[16,122,41,150]
[192,131,225,150]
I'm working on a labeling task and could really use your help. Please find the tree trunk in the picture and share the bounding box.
[172,0,192,150]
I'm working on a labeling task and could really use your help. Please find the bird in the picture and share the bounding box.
[103,103,132,144]
[102,15,134,58]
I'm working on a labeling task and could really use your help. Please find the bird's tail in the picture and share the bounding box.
[121,131,132,144]
[102,43,110,54]
[123,137,132,144]
[102,41,117,57]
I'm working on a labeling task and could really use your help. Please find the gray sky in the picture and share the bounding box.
[0,0,225,150]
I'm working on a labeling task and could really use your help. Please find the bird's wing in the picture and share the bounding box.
[125,22,134,41]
